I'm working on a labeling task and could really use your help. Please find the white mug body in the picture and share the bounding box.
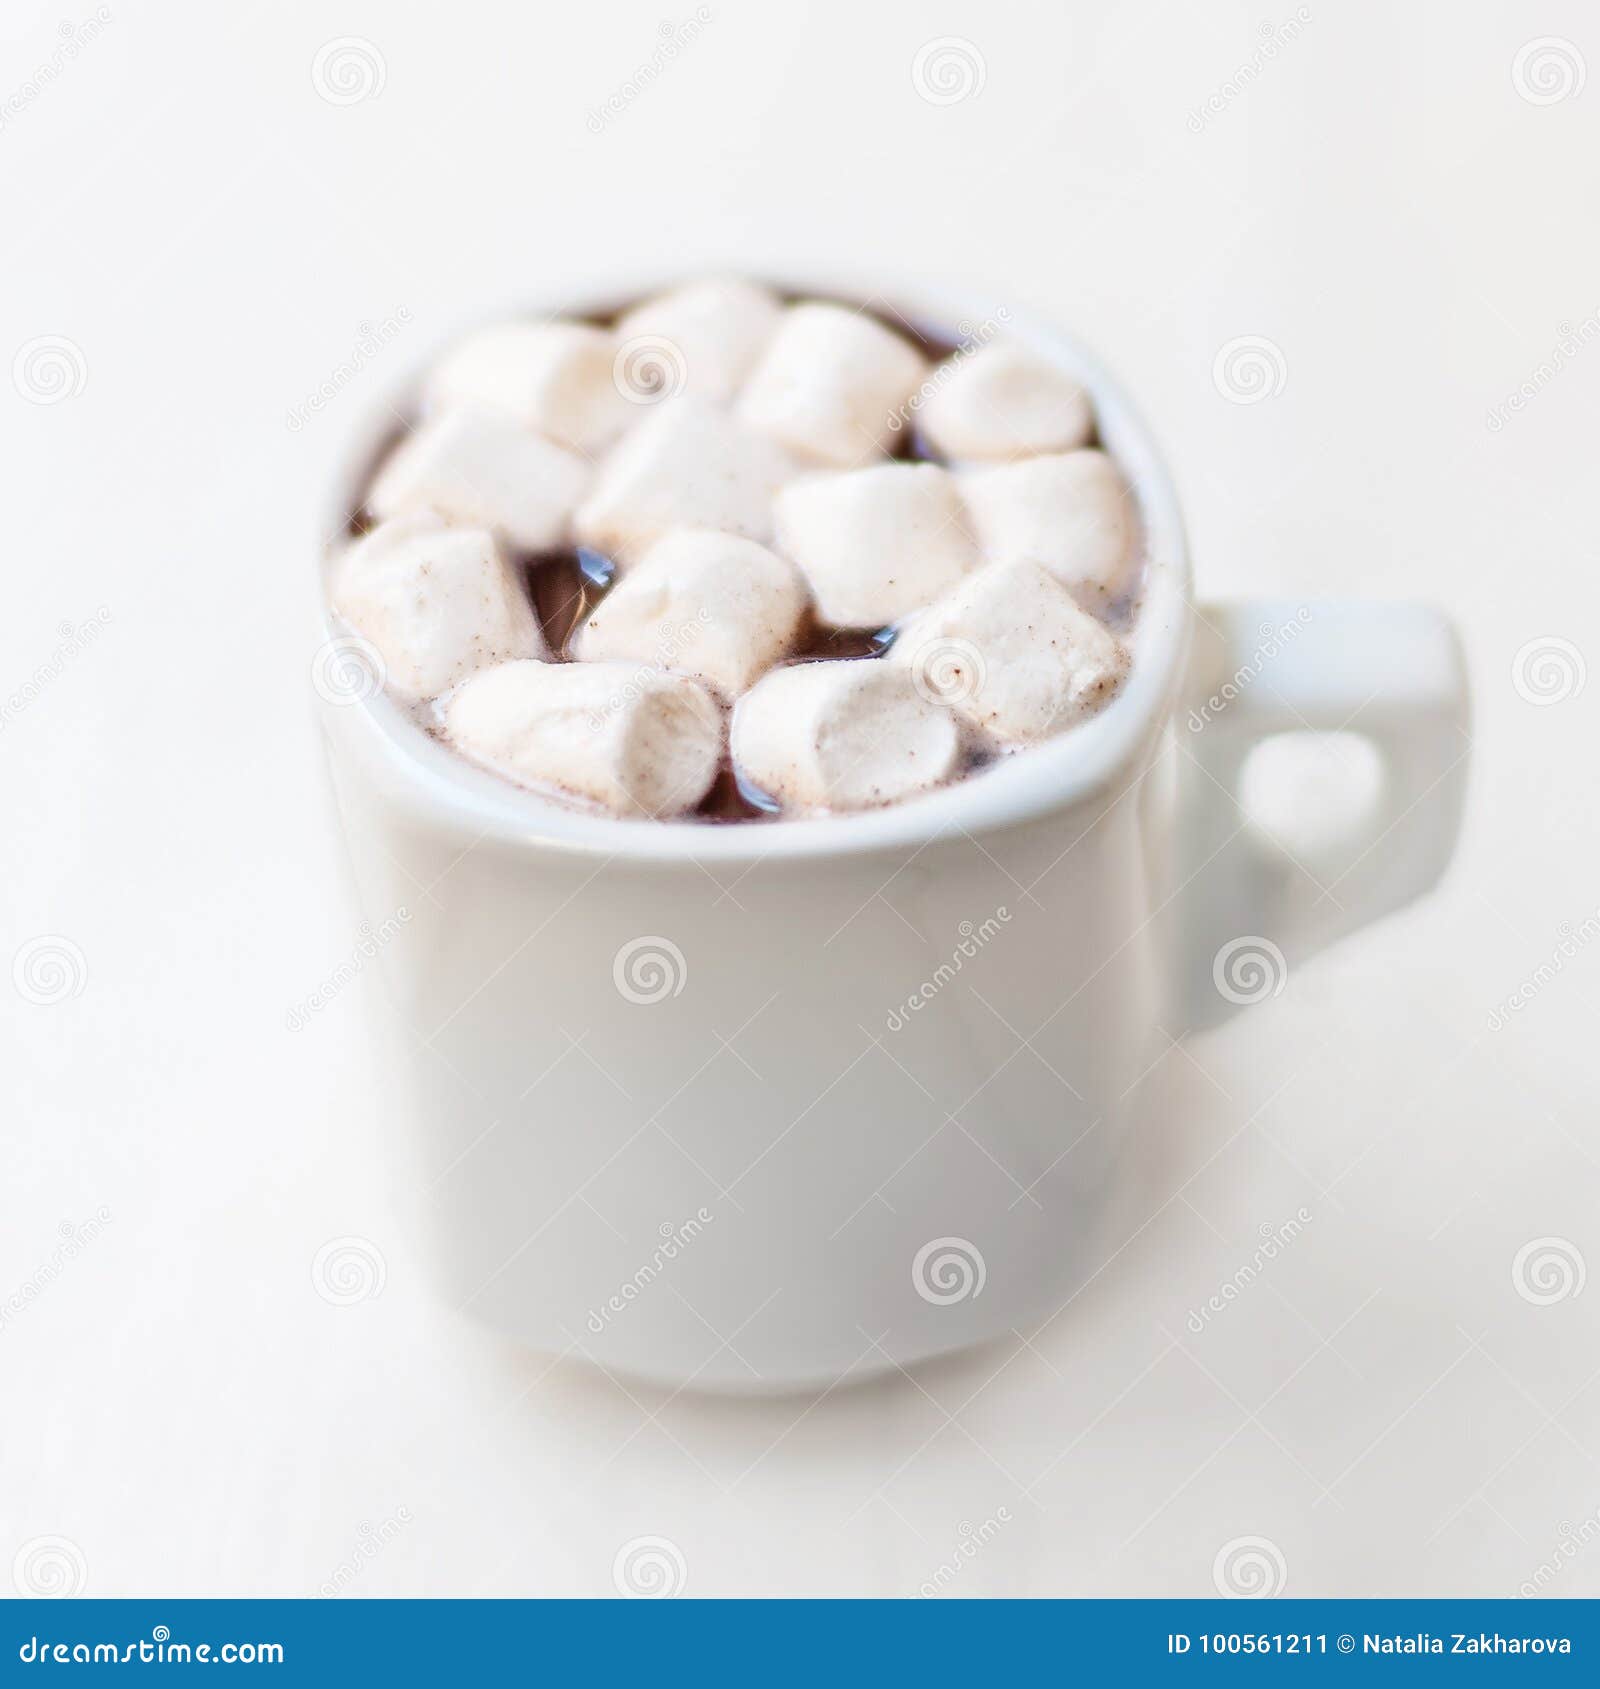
[322,697,1176,1392]
[314,273,1466,1392]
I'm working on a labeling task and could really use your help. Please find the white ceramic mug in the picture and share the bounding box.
[315,278,1469,1394]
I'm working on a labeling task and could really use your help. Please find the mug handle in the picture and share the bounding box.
[1176,600,1470,1031]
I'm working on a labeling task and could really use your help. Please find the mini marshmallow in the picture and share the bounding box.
[426,320,633,454]
[573,396,796,563]
[615,278,783,403]
[915,339,1094,461]
[571,529,807,700]
[732,660,960,812]
[775,462,976,629]
[891,558,1127,742]
[738,302,928,466]
[958,449,1136,609]
[370,407,590,553]
[443,659,722,818]
[332,514,544,700]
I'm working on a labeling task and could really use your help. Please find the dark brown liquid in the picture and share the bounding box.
[889,424,946,465]
[697,762,782,821]
[790,615,898,662]
[523,547,615,656]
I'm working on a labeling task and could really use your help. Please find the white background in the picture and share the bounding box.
[3,0,1598,1599]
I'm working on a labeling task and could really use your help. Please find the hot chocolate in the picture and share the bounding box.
[328,278,1142,822]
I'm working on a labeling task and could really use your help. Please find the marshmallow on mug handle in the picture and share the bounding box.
[738,302,928,466]
[369,407,590,553]
[775,461,977,629]
[332,514,545,701]
[425,320,634,455]
[958,449,1136,610]
[732,660,961,813]
[915,339,1094,461]
[443,659,723,819]
[570,529,808,700]
[614,278,783,404]
[574,396,797,564]
[891,558,1128,742]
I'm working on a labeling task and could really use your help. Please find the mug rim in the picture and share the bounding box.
[315,269,1193,865]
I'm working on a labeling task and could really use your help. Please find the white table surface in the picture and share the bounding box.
[3,0,1597,1600]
